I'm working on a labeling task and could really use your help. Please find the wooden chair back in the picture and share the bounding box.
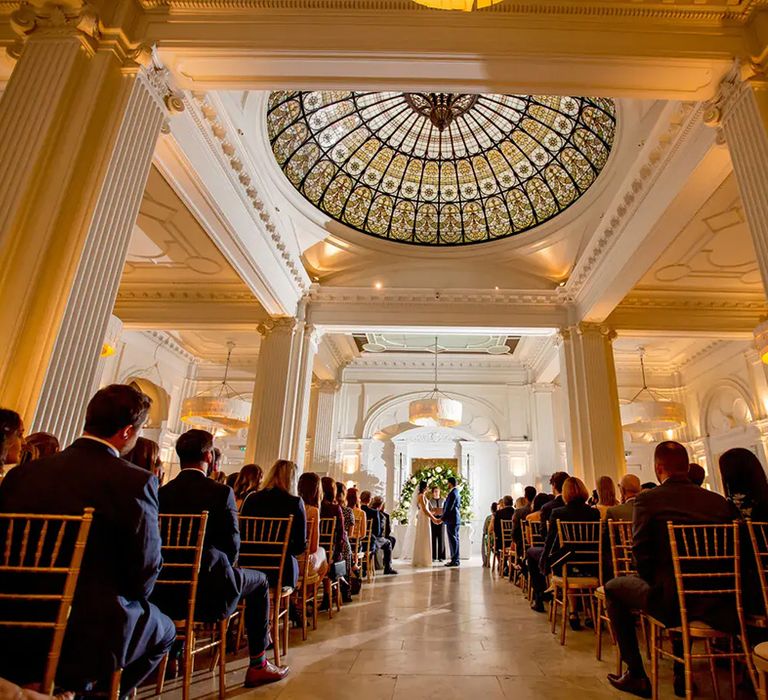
[0,509,94,694]
[153,513,209,625]
[238,516,294,585]
[607,520,635,577]
[319,517,337,562]
[500,519,516,553]
[746,520,768,618]
[555,521,601,576]
[528,520,544,548]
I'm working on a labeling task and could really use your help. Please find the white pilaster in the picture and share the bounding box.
[559,324,625,487]
[530,383,559,478]
[310,379,340,474]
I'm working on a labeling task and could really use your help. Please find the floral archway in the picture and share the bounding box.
[392,463,473,524]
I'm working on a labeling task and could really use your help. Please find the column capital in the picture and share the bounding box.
[703,63,767,132]
[257,316,297,337]
[313,378,340,393]
[9,2,101,58]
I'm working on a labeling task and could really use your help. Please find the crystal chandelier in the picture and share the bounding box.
[411,0,504,11]
[409,338,463,427]
[620,349,686,434]
[181,342,250,433]
[404,93,478,131]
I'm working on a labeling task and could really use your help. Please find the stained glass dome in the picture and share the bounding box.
[267,91,616,246]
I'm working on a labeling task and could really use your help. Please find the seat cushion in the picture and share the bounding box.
[753,642,768,672]
[551,575,599,588]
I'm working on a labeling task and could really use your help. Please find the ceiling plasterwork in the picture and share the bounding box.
[267,90,615,246]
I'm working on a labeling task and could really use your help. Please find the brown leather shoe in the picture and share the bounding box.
[607,671,651,698]
[244,661,290,687]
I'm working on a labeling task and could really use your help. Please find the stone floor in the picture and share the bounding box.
[152,559,752,699]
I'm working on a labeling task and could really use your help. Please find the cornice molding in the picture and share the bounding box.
[136,0,766,23]
[308,286,563,307]
[183,91,308,293]
[116,288,256,303]
[618,290,768,312]
[348,355,521,370]
[142,330,198,363]
[566,101,702,301]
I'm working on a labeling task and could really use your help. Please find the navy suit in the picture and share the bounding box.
[157,469,270,656]
[441,487,461,564]
[0,438,175,694]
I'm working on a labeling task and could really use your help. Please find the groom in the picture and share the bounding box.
[440,477,461,567]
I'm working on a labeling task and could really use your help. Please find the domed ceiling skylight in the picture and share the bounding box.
[267,91,616,246]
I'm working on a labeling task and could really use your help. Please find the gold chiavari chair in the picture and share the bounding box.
[648,522,751,700]
[523,520,544,602]
[360,519,375,583]
[318,517,342,618]
[550,520,601,646]
[499,519,516,581]
[292,537,319,641]
[237,516,294,666]
[153,513,226,700]
[595,520,634,672]
[0,509,94,696]
[745,521,768,697]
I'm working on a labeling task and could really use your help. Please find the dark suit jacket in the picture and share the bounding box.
[539,495,564,540]
[240,487,306,587]
[493,506,516,550]
[362,504,382,538]
[382,511,393,539]
[511,502,532,548]
[633,475,739,625]
[0,438,164,682]
[156,469,242,620]
[442,487,461,527]
[541,500,600,574]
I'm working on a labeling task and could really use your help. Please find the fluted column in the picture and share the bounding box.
[530,383,559,477]
[558,324,625,487]
[0,4,182,438]
[246,317,318,470]
[704,67,768,289]
[310,379,340,473]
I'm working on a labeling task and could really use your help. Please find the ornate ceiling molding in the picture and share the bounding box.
[137,0,766,23]
[142,330,198,363]
[349,355,519,370]
[308,285,564,306]
[183,91,308,293]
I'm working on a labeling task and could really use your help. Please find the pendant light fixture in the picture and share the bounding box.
[181,342,250,433]
[620,348,686,434]
[411,0,504,11]
[408,337,463,427]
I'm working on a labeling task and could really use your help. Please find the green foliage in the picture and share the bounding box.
[392,463,473,525]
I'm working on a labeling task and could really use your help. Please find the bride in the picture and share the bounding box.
[403,480,440,568]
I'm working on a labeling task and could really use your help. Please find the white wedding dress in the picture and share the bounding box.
[411,493,434,568]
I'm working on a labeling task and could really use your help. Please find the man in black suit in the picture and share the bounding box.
[371,496,396,553]
[439,477,462,566]
[0,385,175,695]
[605,442,739,698]
[511,485,537,554]
[528,471,568,612]
[157,430,288,688]
[361,491,397,575]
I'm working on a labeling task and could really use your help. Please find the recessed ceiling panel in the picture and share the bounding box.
[267,91,616,246]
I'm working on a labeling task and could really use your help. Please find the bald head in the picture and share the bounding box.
[654,441,690,482]
[618,474,641,502]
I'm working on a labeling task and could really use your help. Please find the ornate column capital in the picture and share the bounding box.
[257,316,297,338]
[575,322,616,342]
[313,378,340,393]
[8,1,101,58]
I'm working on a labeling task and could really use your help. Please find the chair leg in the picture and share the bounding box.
[704,639,720,700]
[728,637,737,700]
[109,668,122,700]
[312,584,318,631]
[560,588,568,646]
[684,637,694,700]
[335,582,342,612]
[155,653,169,695]
[272,600,281,667]
[650,624,659,700]
[281,603,290,658]
[595,597,604,661]
[218,619,227,699]
[759,669,768,700]
[182,630,194,700]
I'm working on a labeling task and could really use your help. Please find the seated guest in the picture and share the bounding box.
[347,487,367,539]
[157,430,288,687]
[240,460,307,588]
[322,477,352,602]
[541,476,601,630]
[210,447,222,477]
[482,502,497,567]
[493,495,516,554]
[528,472,568,612]
[125,436,159,472]
[0,409,23,476]
[361,490,397,575]
[336,482,355,537]
[225,471,239,489]
[235,463,263,509]
[605,441,739,698]
[688,463,706,487]
[212,471,228,485]
[512,486,537,554]
[378,498,396,552]
[595,475,618,519]
[526,492,554,522]
[606,474,642,521]
[641,481,657,491]
[335,482,357,595]
[24,432,60,459]
[296,473,329,581]
[719,448,768,520]
[0,385,175,695]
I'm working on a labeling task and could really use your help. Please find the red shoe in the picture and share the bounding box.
[244,661,290,687]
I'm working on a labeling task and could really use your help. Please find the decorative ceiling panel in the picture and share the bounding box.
[267,91,615,246]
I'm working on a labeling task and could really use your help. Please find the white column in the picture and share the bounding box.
[32,68,172,444]
[310,379,340,474]
[530,383,559,478]
[246,316,317,469]
[705,68,768,288]
[558,323,625,487]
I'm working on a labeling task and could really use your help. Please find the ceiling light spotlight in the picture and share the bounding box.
[374,281,383,290]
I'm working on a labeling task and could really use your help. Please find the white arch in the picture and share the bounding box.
[700,378,757,436]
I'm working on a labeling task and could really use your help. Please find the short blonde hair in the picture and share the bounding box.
[262,459,298,494]
[562,477,590,504]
